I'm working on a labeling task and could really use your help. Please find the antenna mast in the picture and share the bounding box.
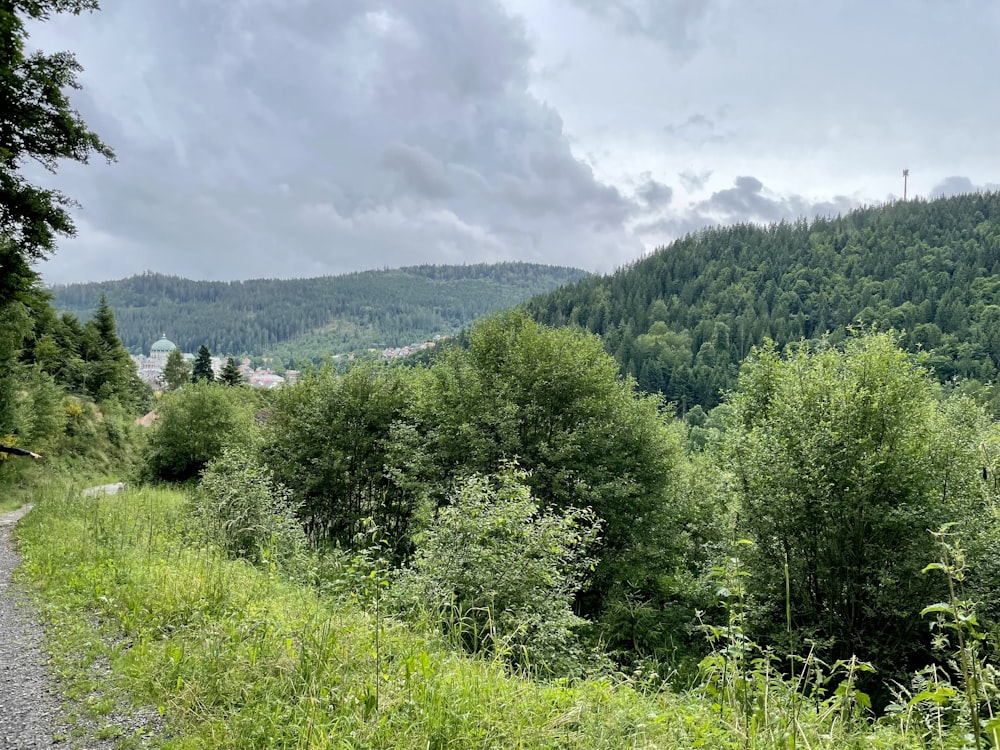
[903,169,909,201]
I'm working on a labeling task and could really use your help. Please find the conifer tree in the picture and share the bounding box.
[219,357,243,386]
[81,295,138,404]
[192,345,214,383]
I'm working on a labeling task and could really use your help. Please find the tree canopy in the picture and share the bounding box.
[527,193,1000,412]
[1,0,114,296]
[724,333,990,678]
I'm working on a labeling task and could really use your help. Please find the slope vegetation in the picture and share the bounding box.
[52,263,589,361]
[527,192,1000,410]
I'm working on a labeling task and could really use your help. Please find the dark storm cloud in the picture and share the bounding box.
[635,177,673,209]
[699,176,854,224]
[33,0,643,282]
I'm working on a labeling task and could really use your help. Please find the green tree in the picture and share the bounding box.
[218,357,242,386]
[162,348,188,391]
[80,294,138,404]
[724,333,988,676]
[0,302,31,433]
[192,344,214,383]
[402,310,682,613]
[263,362,414,553]
[1,0,114,296]
[139,381,255,482]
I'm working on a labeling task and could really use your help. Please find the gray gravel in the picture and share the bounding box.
[0,494,163,750]
[0,504,68,749]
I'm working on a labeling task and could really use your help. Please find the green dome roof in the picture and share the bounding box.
[151,335,177,353]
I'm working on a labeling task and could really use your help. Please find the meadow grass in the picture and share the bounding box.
[11,482,966,749]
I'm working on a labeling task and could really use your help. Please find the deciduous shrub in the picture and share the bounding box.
[394,466,603,677]
[139,382,256,482]
[195,443,307,566]
[725,332,989,678]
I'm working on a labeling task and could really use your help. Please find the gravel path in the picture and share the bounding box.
[0,503,68,749]
[0,488,160,750]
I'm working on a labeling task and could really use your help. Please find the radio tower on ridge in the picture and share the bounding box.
[903,169,909,201]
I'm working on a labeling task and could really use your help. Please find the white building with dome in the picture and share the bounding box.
[132,334,182,388]
[131,335,225,389]
[149,334,177,363]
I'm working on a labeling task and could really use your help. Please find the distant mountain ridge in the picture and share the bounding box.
[526,192,1000,411]
[52,263,590,362]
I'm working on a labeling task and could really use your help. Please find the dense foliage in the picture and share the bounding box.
[195,443,306,565]
[258,312,687,626]
[0,0,145,469]
[527,192,1000,411]
[1,286,148,453]
[262,362,415,551]
[50,263,590,361]
[398,312,686,615]
[138,382,257,482]
[397,466,603,677]
[725,333,991,682]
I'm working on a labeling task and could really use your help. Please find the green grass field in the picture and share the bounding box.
[11,482,977,749]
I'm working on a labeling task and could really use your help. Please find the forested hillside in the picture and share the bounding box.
[51,263,589,360]
[527,192,1000,411]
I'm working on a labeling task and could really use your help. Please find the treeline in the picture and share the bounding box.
[51,263,589,361]
[0,0,150,480]
[527,191,1000,411]
[138,312,1000,719]
[0,285,148,471]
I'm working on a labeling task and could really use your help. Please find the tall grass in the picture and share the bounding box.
[11,482,975,749]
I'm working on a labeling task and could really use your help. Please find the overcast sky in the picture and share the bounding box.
[28,0,1000,283]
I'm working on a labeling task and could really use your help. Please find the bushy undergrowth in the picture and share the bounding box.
[12,480,986,749]
[394,466,604,678]
[193,443,307,566]
[137,383,257,482]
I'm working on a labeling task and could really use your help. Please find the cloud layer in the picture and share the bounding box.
[26,0,1000,282]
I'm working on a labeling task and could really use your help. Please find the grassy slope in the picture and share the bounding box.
[13,483,948,749]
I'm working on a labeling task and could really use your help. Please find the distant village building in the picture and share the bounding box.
[132,334,178,387]
[249,369,285,389]
[149,334,176,364]
[131,334,224,389]
[379,335,449,360]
